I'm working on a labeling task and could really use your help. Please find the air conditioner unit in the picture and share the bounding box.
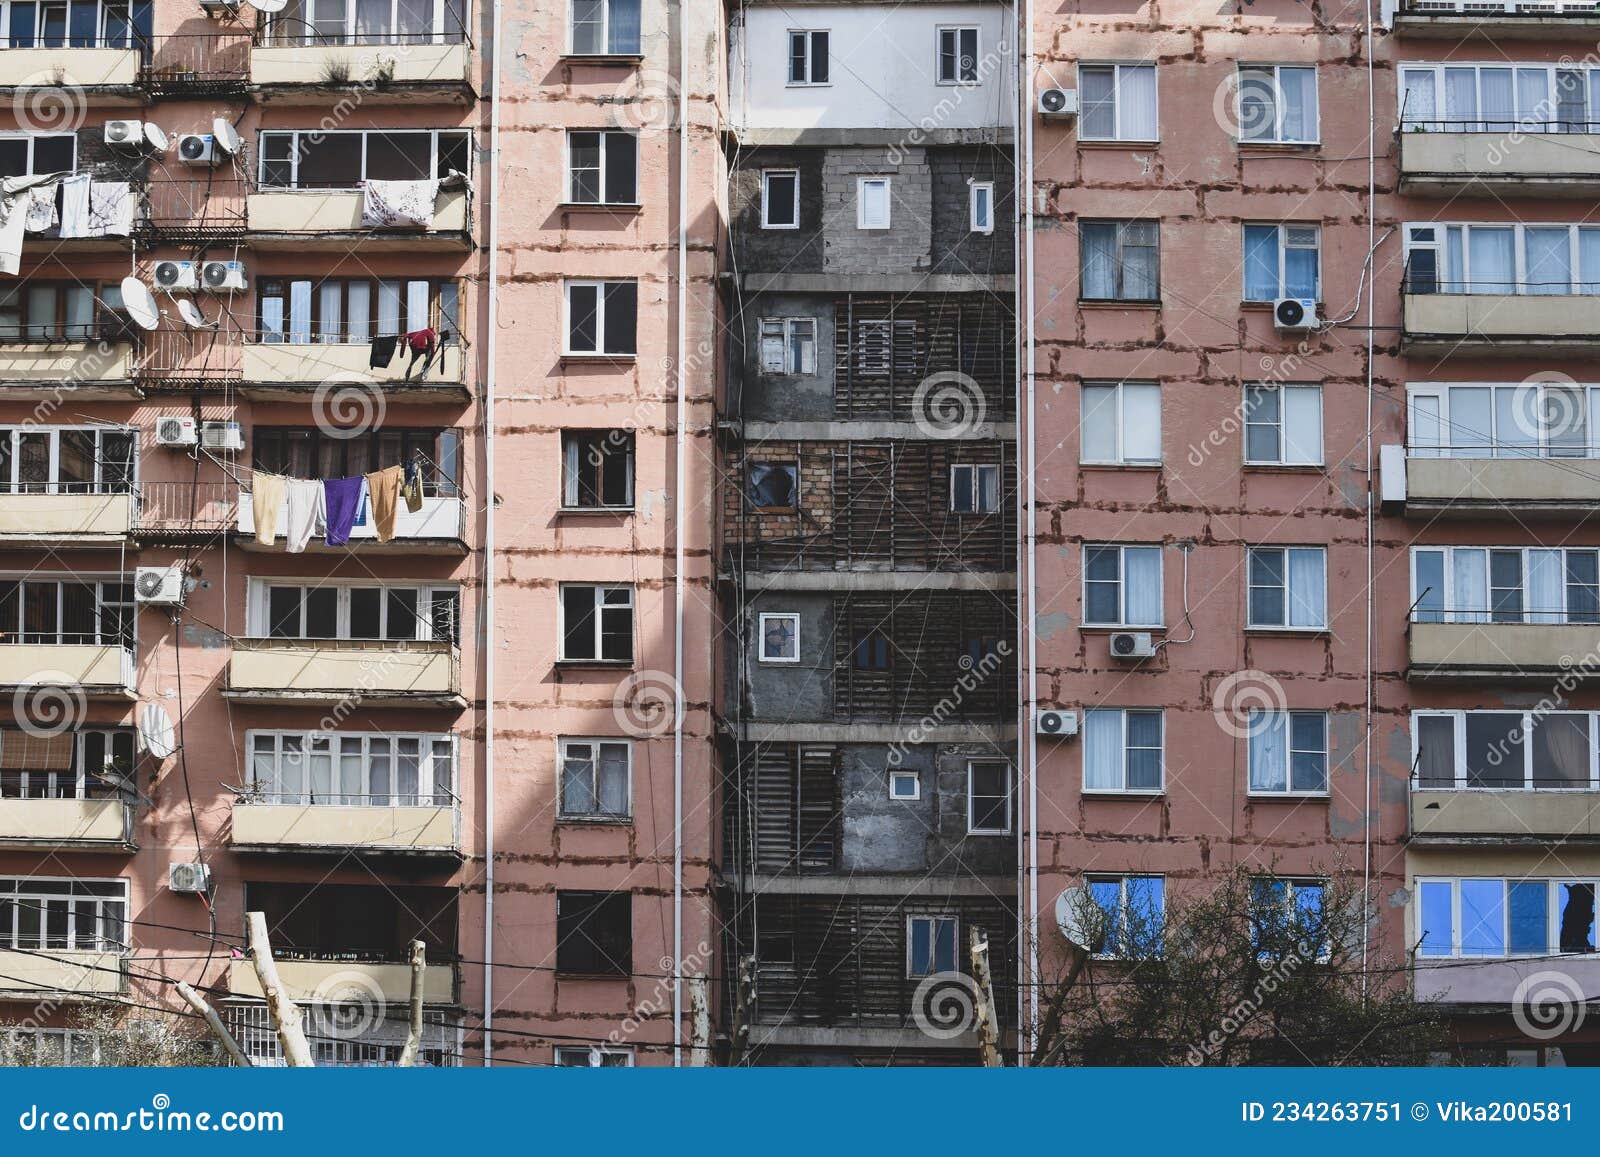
[168,862,210,895]
[1109,631,1156,660]
[154,415,197,447]
[134,564,186,606]
[200,420,243,452]
[177,133,220,167]
[1273,297,1320,332]
[201,260,247,293]
[103,119,144,149]
[1036,709,1080,739]
[152,260,196,291]
[1038,88,1079,119]
[198,0,239,11]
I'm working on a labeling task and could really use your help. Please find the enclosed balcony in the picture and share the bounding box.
[0,491,132,547]
[251,9,474,105]
[1409,620,1600,679]
[0,877,128,997]
[1399,130,1600,197]
[231,798,460,857]
[224,639,462,708]
[247,188,470,250]
[240,337,467,401]
[0,644,134,699]
[1394,0,1600,40]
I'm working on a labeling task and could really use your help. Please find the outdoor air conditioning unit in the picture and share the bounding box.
[177,133,220,166]
[1109,631,1156,660]
[1036,709,1080,739]
[168,862,211,895]
[152,260,197,291]
[155,416,198,447]
[197,0,239,11]
[103,119,144,149]
[200,420,244,452]
[134,564,186,606]
[201,260,247,293]
[1273,297,1320,332]
[1038,87,1078,119]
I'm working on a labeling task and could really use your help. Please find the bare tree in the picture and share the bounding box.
[0,1005,222,1067]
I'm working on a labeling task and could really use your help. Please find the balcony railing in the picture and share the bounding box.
[230,791,461,856]
[1399,123,1600,194]
[0,643,134,697]
[0,949,126,997]
[225,638,462,707]
[142,179,248,244]
[142,32,252,94]
[0,795,133,848]
[0,487,133,542]
[247,185,471,241]
[1408,618,1600,679]
[250,25,474,94]
[1401,276,1600,351]
[134,481,239,538]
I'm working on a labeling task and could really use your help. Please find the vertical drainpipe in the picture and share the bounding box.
[672,0,689,1068]
[1360,0,1376,996]
[482,0,504,1066]
[1020,0,1040,1051]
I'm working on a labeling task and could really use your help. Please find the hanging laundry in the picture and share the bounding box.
[361,178,439,229]
[401,459,424,514]
[0,173,57,273]
[251,471,286,546]
[354,478,369,527]
[365,465,404,543]
[322,475,364,546]
[369,333,399,369]
[403,326,437,379]
[284,478,321,554]
[87,182,133,237]
[22,181,57,233]
[57,174,90,239]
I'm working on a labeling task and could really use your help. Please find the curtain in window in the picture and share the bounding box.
[1533,714,1588,787]
[1519,68,1551,129]
[1248,711,1287,792]
[1079,68,1116,138]
[1287,548,1325,628]
[1479,67,1514,132]
[1283,240,1317,300]
[405,280,429,332]
[1279,68,1316,141]
[1443,68,1476,128]
[1121,383,1160,462]
[1449,386,1491,457]
[1125,711,1161,789]
[1283,387,1320,464]
[377,281,401,334]
[318,282,343,342]
[1451,547,1488,623]
[1467,227,1514,294]
[288,281,312,345]
[1120,67,1157,140]
[1528,549,1564,624]
[1123,547,1161,624]
[598,745,628,813]
[355,0,389,40]
[1401,70,1435,128]
[1080,223,1117,299]
[346,282,371,342]
[1417,715,1455,787]
[1525,227,1571,295]
[609,0,641,54]
[1243,225,1278,301]
[1579,228,1600,293]
[1084,710,1122,790]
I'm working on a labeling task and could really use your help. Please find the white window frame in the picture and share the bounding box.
[905,913,959,977]
[1398,62,1600,133]
[1410,545,1600,626]
[1081,544,1164,628]
[246,729,457,806]
[562,279,637,357]
[0,876,127,952]
[561,429,635,510]
[557,736,632,819]
[935,25,980,86]
[567,0,638,56]
[0,425,138,493]
[248,579,458,641]
[1246,709,1329,797]
[0,727,134,801]
[966,759,1012,835]
[1415,876,1600,959]
[949,462,1000,514]
[1405,381,1600,459]
[1084,874,1165,959]
[1403,222,1600,296]
[757,612,800,664]
[1242,383,1323,466]
[557,583,634,663]
[856,177,891,230]
[1236,64,1320,144]
[760,169,800,230]
[757,317,817,374]
[554,1045,636,1066]
[1244,223,1321,302]
[969,180,994,234]
[563,129,638,206]
[1079,381,1161,465]
[1082,707,1164,794]
[786,28,829,86]
[0,132,76,177]
[266,0,466,46]
[888,768,920,801]
[1076,63,1159,142]
[258,129,471,190]
[1246,545,1328,630]
[1250,876,1329,959]
[1411,709,1600,791]
[0,575,134,649]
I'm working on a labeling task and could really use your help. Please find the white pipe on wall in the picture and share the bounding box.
[672,0,690,1068]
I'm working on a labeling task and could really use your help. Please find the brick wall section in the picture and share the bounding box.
[820,147,932,274]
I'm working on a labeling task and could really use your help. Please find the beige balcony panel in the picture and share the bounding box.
[227,640,460,705]
[0,644,133,696]
[1416,956,1600,1004]
[1403,293,1600,352]
[231,802,459,853]
[1409,621,1600,679]
[251,43,469,88]
[242,341,462,386]
[248,189,468,233]
[0,47,139,88]
[0,948,125,996]
[1405,456,1600,514]
[1411,788,1600,839]
[0,342,132,382]
[0,493,132,543]
[1400,132,1600,195]
[237,490,464,551]
[229,959,455,1004]
[0,798,131,847]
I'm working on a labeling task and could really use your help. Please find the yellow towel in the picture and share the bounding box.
[365,465,404,543]
[251,471,285,545]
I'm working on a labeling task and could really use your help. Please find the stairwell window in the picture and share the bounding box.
[1246,710,1328,795]
[757,612,799,664]
[1080,220,1159,301]
[857,177,891,230]
[1247,546,1327,629]
[1412,546,1600,626]
[969,180,994,233]
[1237,65,1319,144]
[558,738,631,819]
[558,583,634,664]
[949,462,1000,513]
[566,130,638,205]
[906,914,958,976]
[0,426,134,494]
[1243,384,1322,465]
[561,430,634,510]
[787,29,829,85]
[758,317,816,374]
[1078,63,1158,142]
[1244,224,1320,301]
[1082,544,1163,627]
[564,279,637,356]
[760,169,800,229]
[967,760,1012,834]
[569,0,640,55]
[1081,381,1161,465]
[1084,708,1164,793]
[555,890,632,975]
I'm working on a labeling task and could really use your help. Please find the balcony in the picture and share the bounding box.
[247,187,471,250]
[0,341,137,399]
[0,645,134,699]
[1399,128,1600,196]
[0,796,133,850]
[240,339,467,402]
[1402,290,1600,355]
[0,43,139,98]
[1409,620,1600,680]
[0,948,125,998]
[1412,786,1600,841]
[0,491,132,547]
[1395,0,1600,39]
[229,958,457,1005]
[142,32,252,98]
[236,489,465,554]
[1380,444,1600,517]
[230,797,460,857]
[1415,956,1600,1006]
[224,639,463,708]
[250,37,474,104]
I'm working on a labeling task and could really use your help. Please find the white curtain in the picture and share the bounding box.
[1444,68,1476,127]
[1283,385,1321,464]
[1479,67,1514,131]
[1452,547,1488,623]
[1122,383,1161,463]
[1579,228,1600,293]
[1409,393,1441,456]
[1279,67,1317,141]
[1287,547,1326,628]
[1081,224,1117,298]
[1525,227,1571,295]
[1084,709,1123,790]
[1123,546,1162,625]
[1518,68,1549,128]
[377,281,401,335]
[1401,69,1435,128]
[1249,711,1287,792]
[1120,66,1158,141]
[318,282,342,343]
[1080,384,1117,461]
[346,282,371,342]
[1450,386,1492,457]
[1468,226,1515,294]
[1528,549,1564,624]
[405,279,429,332]
[288,280,312,345]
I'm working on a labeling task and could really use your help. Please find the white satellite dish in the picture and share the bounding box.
[212,118,242,156]
[139,702,177,761]
[252,0,288,11]
[176,297,211,330]
[142,122,169,153]
[1054,886,1096,952]
[119,276,160,332]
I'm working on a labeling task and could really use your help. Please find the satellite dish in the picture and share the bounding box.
[1054,887,1096,952]
[119,276,160,332]
[175,297,211,329]
[253,0,288,11]
[143,122,168,152]
[212,118,241,156]
[139,703,177,761]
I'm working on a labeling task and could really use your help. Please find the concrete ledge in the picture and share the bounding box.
[1394,12,1600,39]
[1412,788,1600,839]
[0,949,125,998]
[228,958,456,1005]
[743,273,1013,295]
[1416,956,1600,1006]
[1409,621,1600,680]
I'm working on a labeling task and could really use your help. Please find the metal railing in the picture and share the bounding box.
[141,32,252,91]
[142,179,248,240]
[1402,116,1600,133]
[256,20,471,50]
[132,330,242,387]
[1403,272,1600,295]
[134,481,237,536]
[1401,0,1600,12]
[235,788,459,808]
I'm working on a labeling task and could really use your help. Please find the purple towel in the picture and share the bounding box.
[323,476,364,546]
